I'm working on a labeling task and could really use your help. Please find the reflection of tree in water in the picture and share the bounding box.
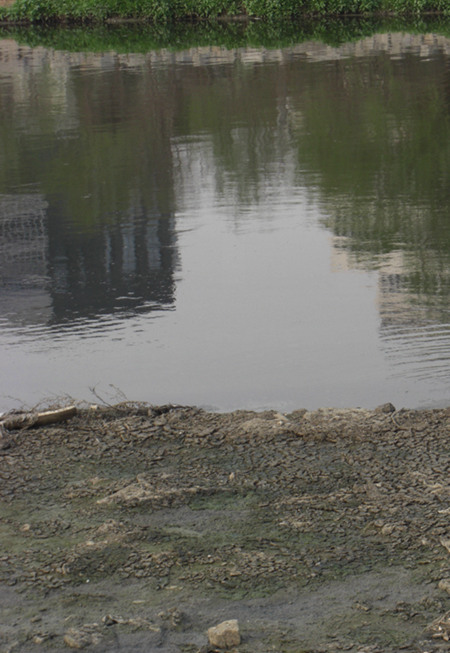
[0,60,178,325]
[169,44,449,320]
[1,38,449,328]
[291,51,450,322]
[167,43,450,393]
[278,48,450,384]
[176,59,294,210]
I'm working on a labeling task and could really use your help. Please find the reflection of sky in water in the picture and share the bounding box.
[1,152,446,411]
[0,33,449,411]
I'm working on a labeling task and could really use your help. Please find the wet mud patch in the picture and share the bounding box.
[0,403,449,651]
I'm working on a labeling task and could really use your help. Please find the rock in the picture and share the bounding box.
[63,630,91,649]
[288,409,307,419]
[374,402,396,414]
[102,614,161,631]
[0,431,12,450]
[426,611,450,641]
[240,417,273,434]
[158,607,186,628]
[240,417,288,437]
[63,625,102,649]
[208,619,240,649]
[438,579,450,595]
[96,481,151,506]
[440,537,450,554]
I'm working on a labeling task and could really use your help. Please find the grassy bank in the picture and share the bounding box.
[0,0,449,24]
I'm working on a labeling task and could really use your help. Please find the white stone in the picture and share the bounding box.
[208,619,241,649]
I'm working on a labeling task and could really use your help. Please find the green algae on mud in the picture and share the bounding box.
[0,404,449,651]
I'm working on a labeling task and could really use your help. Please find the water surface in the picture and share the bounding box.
[0,30,449,411]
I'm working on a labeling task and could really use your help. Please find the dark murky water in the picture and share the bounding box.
[0,30,449,411]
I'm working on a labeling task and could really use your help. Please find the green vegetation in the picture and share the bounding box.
[1,15,450,52]
[0,0,449,24]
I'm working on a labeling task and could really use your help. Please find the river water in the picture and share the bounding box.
[0,28,449,412]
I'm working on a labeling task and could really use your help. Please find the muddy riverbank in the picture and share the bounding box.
[1,403,449,652]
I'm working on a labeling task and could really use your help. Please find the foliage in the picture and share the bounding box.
[0,0,449,23]
[1,15,450,52]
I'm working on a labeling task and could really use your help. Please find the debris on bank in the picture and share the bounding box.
[0,405,77,430]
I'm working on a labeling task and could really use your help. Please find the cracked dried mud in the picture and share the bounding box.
[0,403,449,652]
